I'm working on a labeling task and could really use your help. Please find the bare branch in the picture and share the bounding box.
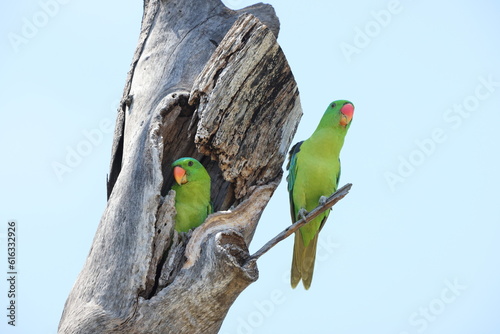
[248,183,353,262]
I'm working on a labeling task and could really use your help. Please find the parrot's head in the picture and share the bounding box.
[172,157,207,185]
[327,100,354,129]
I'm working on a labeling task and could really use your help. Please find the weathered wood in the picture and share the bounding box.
[59,1,301,333]
[106,0,280,200]
[190,14,300,201]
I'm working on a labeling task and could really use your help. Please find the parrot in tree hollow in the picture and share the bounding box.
[171,157,212,232]
[287,100,354,289]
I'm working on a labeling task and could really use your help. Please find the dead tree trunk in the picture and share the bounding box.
[58,1,302,333]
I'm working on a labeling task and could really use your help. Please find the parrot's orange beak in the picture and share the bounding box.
[340,103,354,126]
[173,166,188,185]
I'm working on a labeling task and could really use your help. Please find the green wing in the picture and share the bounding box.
[286,140,303,222]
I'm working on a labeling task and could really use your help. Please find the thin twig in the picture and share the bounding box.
[248,183,352,262]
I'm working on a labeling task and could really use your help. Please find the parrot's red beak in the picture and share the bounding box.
[340,103,354,126]
[173,166,188,185]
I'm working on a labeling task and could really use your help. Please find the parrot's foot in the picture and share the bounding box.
[319,195,328,206]
[298,208,308,222]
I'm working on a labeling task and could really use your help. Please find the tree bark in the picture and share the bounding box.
[59,1,301,333]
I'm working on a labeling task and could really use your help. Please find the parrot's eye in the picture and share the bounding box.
[188,160,194,167]
[330,102,336,108]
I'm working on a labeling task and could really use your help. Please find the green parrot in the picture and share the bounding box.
[171,157,212,232]
[287,100,354,289]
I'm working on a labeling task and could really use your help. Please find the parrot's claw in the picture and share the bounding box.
[298,208,308,222]
[319,196,328,206]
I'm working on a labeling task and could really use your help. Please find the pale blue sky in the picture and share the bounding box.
[1,0,499,333]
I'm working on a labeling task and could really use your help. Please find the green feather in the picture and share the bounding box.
[171,157,212,232]
[287,100,354,289]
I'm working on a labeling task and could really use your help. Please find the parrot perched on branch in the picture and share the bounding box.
[287,100,354,289]
[171,157,212,232]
